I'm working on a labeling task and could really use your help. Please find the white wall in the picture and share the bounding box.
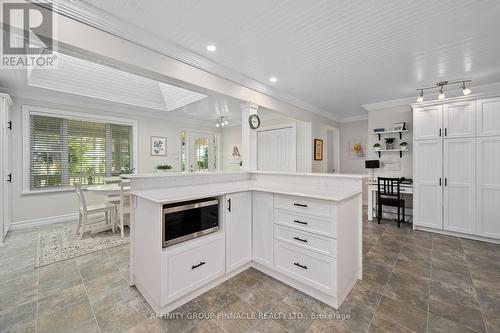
[10,96,217,225]
[367,106,413,179]
[340,119,369,203]
[221,125,242,172]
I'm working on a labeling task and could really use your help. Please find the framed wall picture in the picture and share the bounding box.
[392,122,406,131]
[151,136,167,156]
[314,139,323,161]
[349,139,366,159]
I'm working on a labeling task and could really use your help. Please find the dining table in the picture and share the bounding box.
[85,182,131,195]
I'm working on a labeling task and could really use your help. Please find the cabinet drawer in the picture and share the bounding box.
[275,224,336,258]
[275,210,336,238]
[165,237,225,300]
[274,240,335,294]
[275,194,336,218]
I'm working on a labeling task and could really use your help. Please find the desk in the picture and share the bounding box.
[367,181,413,221]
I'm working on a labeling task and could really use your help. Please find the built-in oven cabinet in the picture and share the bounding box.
[252,191,274,269]
[225,191,252,273]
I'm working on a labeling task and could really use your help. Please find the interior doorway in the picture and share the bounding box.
[326,127,340,173]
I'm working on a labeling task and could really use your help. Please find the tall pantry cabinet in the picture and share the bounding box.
[413,97,500,241]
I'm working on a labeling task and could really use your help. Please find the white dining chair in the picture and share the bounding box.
[109,181,130,238]
[74,184,116,239]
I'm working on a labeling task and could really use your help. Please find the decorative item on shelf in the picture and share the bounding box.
[373,143,381,151]
[373,128,385,133]
[385,137,395,150]
[229,144,242,164]
[349,139,366,159]
[156,164,172,172]
[314,139,323,161]
[400,142,408,151]
[415,79,471,103]
[151,136,167,156]
[392,122,406,131]
[216,116,229,128]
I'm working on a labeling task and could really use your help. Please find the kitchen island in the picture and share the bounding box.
[126,171,365,313]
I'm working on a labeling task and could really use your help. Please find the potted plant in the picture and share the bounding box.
[373,143,381,151]
[385,137,396,150]
[400,142,408,151]
[156,164,172,172]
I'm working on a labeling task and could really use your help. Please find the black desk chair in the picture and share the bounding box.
[377,177,405,227]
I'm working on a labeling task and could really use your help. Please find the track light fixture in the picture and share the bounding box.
[416,80,471,102]
[215,116,229,128]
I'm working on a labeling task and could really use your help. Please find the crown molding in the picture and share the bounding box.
[34,0,338,122]
[337,114,368,123]
[363,82,500,111]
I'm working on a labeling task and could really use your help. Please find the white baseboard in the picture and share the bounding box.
[9,213,79,231]
[414,225,500,245]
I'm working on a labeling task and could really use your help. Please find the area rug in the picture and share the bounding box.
[35,225,129,268]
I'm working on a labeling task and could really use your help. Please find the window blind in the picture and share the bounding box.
[29,114,132,190]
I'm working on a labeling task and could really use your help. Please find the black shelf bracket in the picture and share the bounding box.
[378,151,381,158]
[378,133,381,140]
[400,151,402,158]
[399,132,402,140]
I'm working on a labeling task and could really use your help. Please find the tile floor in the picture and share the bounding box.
[1,215,499,333]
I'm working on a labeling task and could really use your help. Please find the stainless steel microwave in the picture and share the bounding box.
[162,198,219,247]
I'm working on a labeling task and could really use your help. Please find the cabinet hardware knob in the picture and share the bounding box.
[293,237,308,243]
[293,219,308,225]
[227,198,231,212]
[192,261,206,270]
[293,203,308,207]
[293,262,307,270]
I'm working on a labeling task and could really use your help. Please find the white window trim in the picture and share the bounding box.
[22,105,138,194]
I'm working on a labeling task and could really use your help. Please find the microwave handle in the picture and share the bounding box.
[227,198,231,212]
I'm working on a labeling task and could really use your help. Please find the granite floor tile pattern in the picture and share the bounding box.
[1,216,499,333]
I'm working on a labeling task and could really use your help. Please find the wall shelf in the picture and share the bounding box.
[372,149,408,158]
[372,130,408,140]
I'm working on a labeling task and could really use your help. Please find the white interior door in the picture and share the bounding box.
[1,97,12,241]
[414,105,442,140]
[187,132,216,172]
[257,126,296,172]
[476,137,500,239]
[443,101,475,138]
[443,138,475,234]
[414,140,443,229]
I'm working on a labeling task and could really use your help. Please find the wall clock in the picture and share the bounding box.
[248,114,261,129]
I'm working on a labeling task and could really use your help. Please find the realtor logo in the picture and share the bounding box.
[1,0,57,68]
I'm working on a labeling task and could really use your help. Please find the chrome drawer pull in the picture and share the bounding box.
[293,203,308,208]
[293,237,308,243]
[293,219,308,225]
[294,262,307,270]
[192,261,206,270]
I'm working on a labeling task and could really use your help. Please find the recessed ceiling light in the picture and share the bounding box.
[206,44,216,52]
[269,77,277,83]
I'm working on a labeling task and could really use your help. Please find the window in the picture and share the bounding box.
[29,112,133,190]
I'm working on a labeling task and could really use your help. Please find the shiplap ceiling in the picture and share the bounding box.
[62,0,500,119]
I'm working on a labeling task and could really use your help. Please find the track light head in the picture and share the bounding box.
[462,81,471,95]
[437,85,445,100]
[416,89,424,103]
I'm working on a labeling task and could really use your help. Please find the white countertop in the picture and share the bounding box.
[124,171,368,180]
[131,180,361,204]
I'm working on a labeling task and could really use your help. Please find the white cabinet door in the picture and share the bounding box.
[443,138,475,234]
[414,105,442,140]
[225,191,252,272]
[414,140,443,229]
[476,97,500,137]
[443,101,475,138]
[476,137,500,239]
[0,96,12,242]
[252,191,274,269]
